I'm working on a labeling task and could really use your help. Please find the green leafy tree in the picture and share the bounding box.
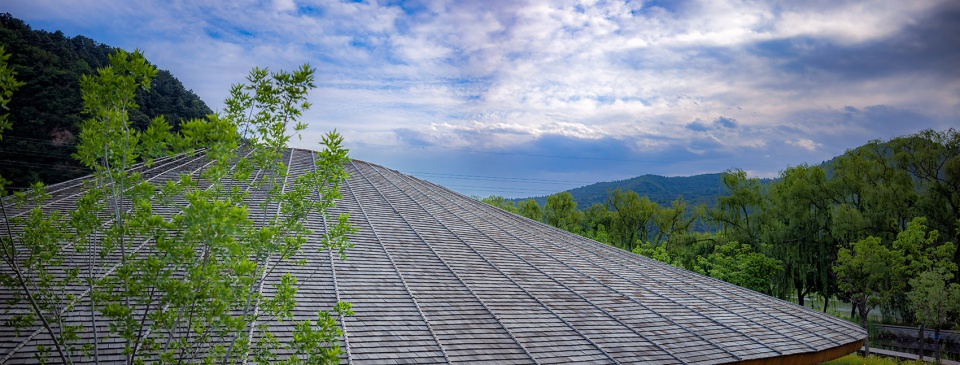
[831,140,918,242]
[0,45,82,364]
[888,217,957,323]
[890,129,960,276]
[545,191,581,233]
[480,195,519,214]
[581,203,612,243]
[518,199,542,222]
[606,189,657,251]
[0,45,23,135]
[1,48,353,365]
[709,169,766,248]
[633,241,679,266]
[652,197,699,243]
[834,236,903,356]
[693,240,782,295]
[764,164,838,307]
[908,270,960,364]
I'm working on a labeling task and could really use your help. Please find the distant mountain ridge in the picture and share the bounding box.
[516,173,729,209]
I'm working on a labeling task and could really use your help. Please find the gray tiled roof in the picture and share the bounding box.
[0,148,866,364]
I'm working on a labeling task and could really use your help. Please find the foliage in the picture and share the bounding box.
[1,44,80,363]
[709,169,766,247]
[908,270,960,332]
[519,173,731,210]
[490,128,960,335]
[633,241,678,266]
[835,236,903,355]
[606,189,657,250]
[480,195,519,214]
[693,240,782,295]
[517,199,542,221]
[764,164,839,307]
[0,13,212,189]
[0,47,353,364]
[544,191,582,233]
[0,45,24,136]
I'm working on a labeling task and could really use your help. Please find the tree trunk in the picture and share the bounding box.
[861,309,870,357]
[935,327,941,365]
[822,295,829,313]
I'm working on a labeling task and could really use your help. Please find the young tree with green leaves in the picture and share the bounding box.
[908,270,960,364]
[1,48,354,365]
[545,191,582,233]
[834,236,903,356]
[480,195,520,214]
[517,199,542,222]
[1,45,84,364]
[693,241,782,295]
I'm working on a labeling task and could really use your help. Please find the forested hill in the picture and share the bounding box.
[520,173,736,209]
[0,13,212,189]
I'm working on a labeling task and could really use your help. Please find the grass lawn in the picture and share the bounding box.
[822,354,924,365]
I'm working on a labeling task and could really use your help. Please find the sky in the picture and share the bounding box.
[4,0,959,198]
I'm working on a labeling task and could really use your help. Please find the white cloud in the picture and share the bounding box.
[787,138,821,151]
[3,0,957,192]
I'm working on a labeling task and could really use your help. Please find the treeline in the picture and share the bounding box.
[0,13,212,189]
[518,172,728,210]
[482,129,960,336]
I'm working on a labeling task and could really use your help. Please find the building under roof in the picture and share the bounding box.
[1,148,865,364]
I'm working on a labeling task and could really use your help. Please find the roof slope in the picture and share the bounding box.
[1,148,866,364]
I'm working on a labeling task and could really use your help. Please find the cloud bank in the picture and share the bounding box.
[5,0,958,197]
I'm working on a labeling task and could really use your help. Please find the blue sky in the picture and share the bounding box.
[5,0,959,198]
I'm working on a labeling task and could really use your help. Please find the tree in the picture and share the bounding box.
[709,169,766,248]
[606,189,657,251]
[545,192,581,233]
[480,195,519,214]
[908,270,960,364]
[889,217,957,322]
[830,140,917,243]
[834,236,903,356]
[0,45,83,364]
[0,49,354,364]
[0,45,23,136]
[652,197,700,244]
[765,164,838,307]
[890,129,960,278]
[518,199,542,222]
[693,241,782,295]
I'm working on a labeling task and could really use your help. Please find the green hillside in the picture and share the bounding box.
[519,173,742,209]
[0,13,212,189]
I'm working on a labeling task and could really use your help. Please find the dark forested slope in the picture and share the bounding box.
[0,13,212,188]
[521,173,731,208]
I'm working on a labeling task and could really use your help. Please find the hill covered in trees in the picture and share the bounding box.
[484,129,960,358]
[519,172,738,209]
[0,13,212,189]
